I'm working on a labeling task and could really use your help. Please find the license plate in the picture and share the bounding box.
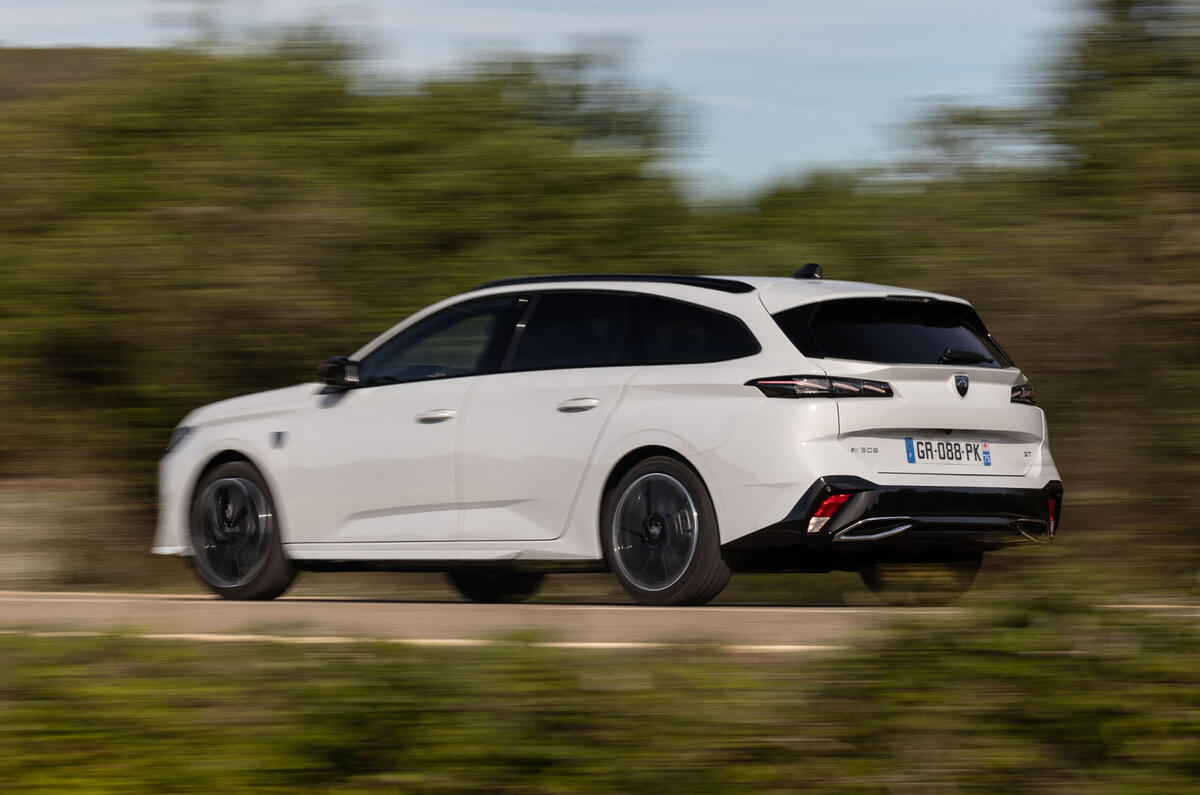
[904,437,992,467]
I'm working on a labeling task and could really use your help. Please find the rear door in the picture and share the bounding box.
[457,291,642,541]
[771,296,1042,476]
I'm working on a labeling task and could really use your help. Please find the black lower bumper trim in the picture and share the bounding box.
[725,477,1063,572]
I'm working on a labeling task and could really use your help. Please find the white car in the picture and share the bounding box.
[155,269,1062,605]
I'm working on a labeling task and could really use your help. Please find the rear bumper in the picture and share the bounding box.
[725,476,1063,572]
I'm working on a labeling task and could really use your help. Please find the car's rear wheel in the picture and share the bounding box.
[602,456,731,606]
[446,568,545,603]
[189,461,295,600]
[859,553,983,606]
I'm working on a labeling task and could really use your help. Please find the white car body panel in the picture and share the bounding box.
[286,378,471,543]
[457,366,639,542]
[830,360,1042,477]
[154,275,1063,565]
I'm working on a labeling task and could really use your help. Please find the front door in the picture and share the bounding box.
[287,294,519,544]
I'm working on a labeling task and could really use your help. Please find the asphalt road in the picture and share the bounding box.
[0,591,966,652]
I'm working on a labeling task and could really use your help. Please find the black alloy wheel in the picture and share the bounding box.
[189,461,295,600]
[602,455,731,605]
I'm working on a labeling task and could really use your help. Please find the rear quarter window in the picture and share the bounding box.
[773,297,1012,368]
[637,295,760,364]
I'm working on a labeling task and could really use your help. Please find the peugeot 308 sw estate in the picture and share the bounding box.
[155,270,1062,605]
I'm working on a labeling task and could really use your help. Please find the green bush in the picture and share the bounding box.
[1,600,1196,792]
[0,1,1196,585]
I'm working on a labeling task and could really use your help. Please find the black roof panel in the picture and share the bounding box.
[478,274,756,294]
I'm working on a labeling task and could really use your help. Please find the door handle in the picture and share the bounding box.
[416,409,457,424]
[556,397,600,413]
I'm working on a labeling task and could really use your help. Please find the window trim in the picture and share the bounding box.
[353,287,765,388]
[499,295,539,371]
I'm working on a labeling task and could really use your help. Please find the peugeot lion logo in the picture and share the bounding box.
[955,374,970,397]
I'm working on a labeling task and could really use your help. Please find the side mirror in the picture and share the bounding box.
[318,356,361,388]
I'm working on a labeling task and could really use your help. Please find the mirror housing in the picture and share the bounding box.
[318,356,360,388]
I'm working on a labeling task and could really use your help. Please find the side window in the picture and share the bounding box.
[508,292,639,371]
[637,295,760,364]
[358,296,516,386]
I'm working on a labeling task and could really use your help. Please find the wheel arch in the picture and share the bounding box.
[598,444,716,550]
[187,448,291,544]
[601,445,704,502]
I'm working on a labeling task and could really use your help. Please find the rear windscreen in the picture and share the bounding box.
[772,297,1013,368]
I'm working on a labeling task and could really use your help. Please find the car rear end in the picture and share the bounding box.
[721,280,1062,570]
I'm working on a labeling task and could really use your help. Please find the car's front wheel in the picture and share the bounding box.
[602,456,731,606]
[189,461,295,600]
[859,553,983,606]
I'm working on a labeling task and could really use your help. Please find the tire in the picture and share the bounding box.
[189,461,295,600]
[859,553,983,606]
[601,455,731,606]
[446,568,545,603]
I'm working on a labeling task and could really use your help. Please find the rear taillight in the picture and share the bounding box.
[1011,378,1036,405]
[1047,497,1058,533]
[807,493,851,534]
[747,375,893,398]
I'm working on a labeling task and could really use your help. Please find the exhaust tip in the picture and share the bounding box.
[834,519,913,542]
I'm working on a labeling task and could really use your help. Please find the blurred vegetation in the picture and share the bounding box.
[1,598,1197,792]
[0,0,1196,586]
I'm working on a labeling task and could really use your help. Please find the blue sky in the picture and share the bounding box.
[0,0,1077,192]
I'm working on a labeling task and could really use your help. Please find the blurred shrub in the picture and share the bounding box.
[1,599,1197,792]
[0,0,1196,584]
[0,40,689,481]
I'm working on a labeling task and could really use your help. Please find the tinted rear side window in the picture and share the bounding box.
[509,292,639,371]
[637,295,760,364]
[773,298,1012,368]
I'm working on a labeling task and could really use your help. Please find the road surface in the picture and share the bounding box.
[0,590,965,652]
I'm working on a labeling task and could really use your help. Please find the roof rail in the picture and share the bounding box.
[477,274,756,294]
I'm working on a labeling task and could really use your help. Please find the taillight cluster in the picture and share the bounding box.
[1011,379,1036,405]
[746,375,894,399]
[807,493,851,534]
